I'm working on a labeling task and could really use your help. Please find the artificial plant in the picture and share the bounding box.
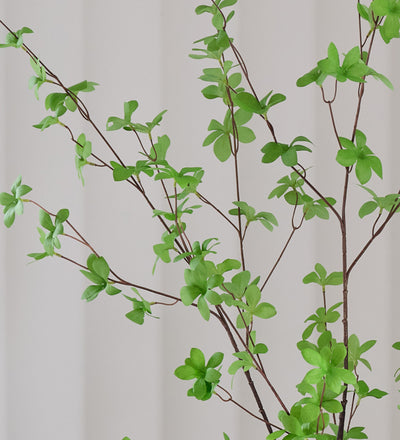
[1,1,400,439]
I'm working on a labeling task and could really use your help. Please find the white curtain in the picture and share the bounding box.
[1,1,399,439]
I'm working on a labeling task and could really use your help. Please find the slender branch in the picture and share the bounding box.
[215,307,274,433]
[260,216,303,292]
[55,253,87,270]
[291,166,342,223]
[347,199,400,277]
[217,306,289,414]
[196,192,239,232]
[215,385,283,430]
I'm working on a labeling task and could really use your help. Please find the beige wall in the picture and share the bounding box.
[1,1,399,439]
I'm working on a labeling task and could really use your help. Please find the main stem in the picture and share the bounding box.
[337,169,350,440]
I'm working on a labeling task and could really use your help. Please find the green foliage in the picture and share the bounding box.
[297,42,392,89]
[299,330,356,395]
[358,185,400,218]
[303,264,343,291]
[0,26,33,48]
[269,172,336,220]
[75,133,92,184]
[80,254,121,301]
[124,288,154,325]
[228,350,255,376]
[106,100,167,135]
[180,257,224,320]
[31,208,69,256]
[348,334,376,371]
[149,135,171,163]
[0,176,32,228]
[154,164,204,199]
[33,115,59,131]
[302,303,342,340]
[43,81,98,116]
[153,227,179,268]
[233,90,286,116]
[199,61,244,105]
[234,283,277,328]
[372,0,400,43]
[261,136,312,167]
[29,57,46,99]
[110,160,154,182]
[268,171,305,202]
[336,130,383,184]
[175,348,224,400]
[228,200,278,231]
[203,108,254,162]
[2,2,399,438]
[173,237,220,263]
[153,198,201,222]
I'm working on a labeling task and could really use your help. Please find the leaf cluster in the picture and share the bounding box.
[180,257,240,320]
[203,108,254,162]
[269,173,336,220]
[106,100,167,135]
[174,348,224,401]
[358,185,399,218]
[0,176,32,228]
[29,208,69,258]
[228,200,278,232]
[80,254,121,301]
[124,288,154,325]
[371,0,400,43]
[297,43,392,89]
[75,133,92,184]
[336,130,382,184]
[261,136,312,168]
[234,90,286,117]
[0,26,33,48]
[33,81,99,129]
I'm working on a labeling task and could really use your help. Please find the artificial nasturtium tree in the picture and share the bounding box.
[1,1,400,439]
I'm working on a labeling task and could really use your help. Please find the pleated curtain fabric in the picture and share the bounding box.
[1,1,400,439]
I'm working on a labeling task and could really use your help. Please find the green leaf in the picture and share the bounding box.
[359,200,378,218]
[207,352,224,368]
[39,210,54,231]
[205,367,221,383]
[33,116,59,131]
[81,284,104,302]
[322,399,343,413]
[325,272,343,286]
[302,348,322,367]
[346,426,368,439]
[214,134,231,162]
[124,100,139,121]
[336,149,357,167]
[190,348,206,370]
[301,403,320,422]
[278,411,304,436]
[266,430,286,440]
[254,302,277,319]
[367,388,388,399]
[234,92,264,114]
[105,284,121,296]
[198,295,211,321]
[303,272,321,285]
[297,67,324,87]
[175,365,198,380]
[393,342,400,350]
[125,309,145,325]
